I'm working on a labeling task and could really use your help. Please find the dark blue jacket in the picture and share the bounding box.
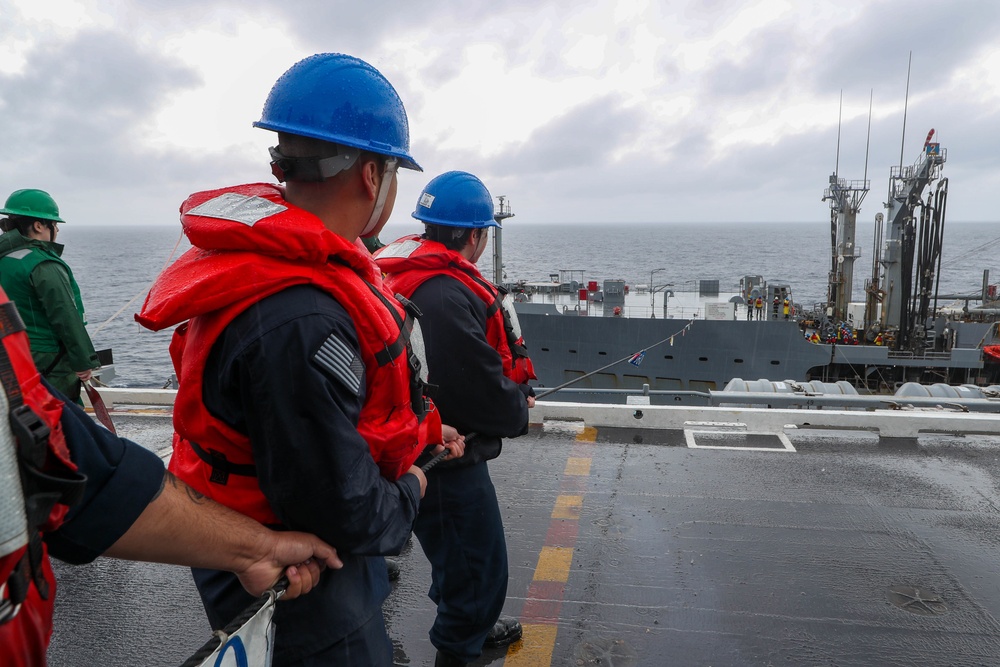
[410,275,530,465]
[197,284,421,664]
[44,386,165,564]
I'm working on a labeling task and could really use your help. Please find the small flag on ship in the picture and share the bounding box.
[628,350,646,367]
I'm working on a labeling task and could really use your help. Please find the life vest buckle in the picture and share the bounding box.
[207,449,232,485]
[0,578,23,625]
[394,293,423,319]
[10,404,50,469]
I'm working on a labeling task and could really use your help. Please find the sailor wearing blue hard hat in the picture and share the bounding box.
[375,171,536,666]
[138,53,464,666]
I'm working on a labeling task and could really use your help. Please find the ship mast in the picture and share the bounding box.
[491,195,514,286]
[877,131,946,345]
[823,93,870,322]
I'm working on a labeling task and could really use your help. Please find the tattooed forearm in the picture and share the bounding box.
[164,470,208,504]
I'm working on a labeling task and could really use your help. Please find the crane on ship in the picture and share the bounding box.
[872,129,948,352]
[823,91,871,324]
[823,171,869,322]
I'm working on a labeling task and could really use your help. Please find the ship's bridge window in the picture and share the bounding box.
[663,355,674,360]
[770,360,781,365]
[698,357,708,362]
[734,358,744,364]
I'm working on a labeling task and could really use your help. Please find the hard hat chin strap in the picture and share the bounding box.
[361,158,398,237]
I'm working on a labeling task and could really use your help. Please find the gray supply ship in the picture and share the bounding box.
[499,133,1000,403]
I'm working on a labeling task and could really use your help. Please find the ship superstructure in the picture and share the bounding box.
[508,133,1000,403]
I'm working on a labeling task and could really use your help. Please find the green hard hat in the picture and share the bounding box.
[0,189,65,223]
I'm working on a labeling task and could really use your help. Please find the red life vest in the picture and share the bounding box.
[375,235,536,385]
[0,289,85,667]
[136,184,440,525]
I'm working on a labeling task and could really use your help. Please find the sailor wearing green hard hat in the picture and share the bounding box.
[0,188,100,403]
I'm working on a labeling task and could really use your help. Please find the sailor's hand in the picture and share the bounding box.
[237,530,343,599]
[440,424,465,459]
[282,558,324,600]
[526,395,536,408]
[76,369,93,382]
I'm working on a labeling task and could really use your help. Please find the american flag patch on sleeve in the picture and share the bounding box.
[313,332,364,396]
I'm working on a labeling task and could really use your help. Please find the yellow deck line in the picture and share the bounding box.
[564,457,591,476]
[533,546,574,583]
[505,430,597,665]
[552,494,582,520]
[503,624,559,666]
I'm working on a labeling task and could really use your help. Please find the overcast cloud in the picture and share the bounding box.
[1,0,998,227]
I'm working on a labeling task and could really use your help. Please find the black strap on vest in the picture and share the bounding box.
[360,279,434,419]
[362,279,418,367]
[0,301,87,616]
[465,272,531,360]
[40,344,66,377]
[187,439,258,485]
[466,270,503,318]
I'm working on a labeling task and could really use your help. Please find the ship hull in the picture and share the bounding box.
[517,309,997,401]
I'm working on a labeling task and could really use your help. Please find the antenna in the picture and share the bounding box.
[898,51,912,171]
[835,90,843,177]
[864,89,872,185]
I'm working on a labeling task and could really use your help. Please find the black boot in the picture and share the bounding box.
[385,558,401,582]
[434,649,467,667]
[483,616,523,648]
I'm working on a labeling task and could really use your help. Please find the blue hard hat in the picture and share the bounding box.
[412,171,498,228]
[254,53,421,171]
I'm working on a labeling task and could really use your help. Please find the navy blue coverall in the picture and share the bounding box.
[408,275,530,663]
[45,385,166,563]
[194,285,422,666]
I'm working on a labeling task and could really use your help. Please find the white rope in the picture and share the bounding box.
[92,229,185,335]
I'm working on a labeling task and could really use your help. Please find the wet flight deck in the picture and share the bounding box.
[48,410,1000,666]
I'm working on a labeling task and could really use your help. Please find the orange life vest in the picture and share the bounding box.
[375,235,536,385]
[136,184,440,525]
[0,288,85,667]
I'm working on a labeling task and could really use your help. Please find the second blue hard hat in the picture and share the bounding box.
[412,171,498,228]
[254,53,421,171]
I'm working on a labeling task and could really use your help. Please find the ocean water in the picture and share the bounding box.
[59,220,1000,388]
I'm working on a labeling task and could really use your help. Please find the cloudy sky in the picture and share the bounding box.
[2,0,998,228]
